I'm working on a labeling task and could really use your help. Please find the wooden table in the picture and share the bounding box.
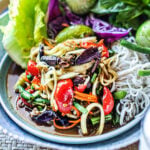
[0,0,138,149]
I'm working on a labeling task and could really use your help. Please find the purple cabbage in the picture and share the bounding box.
[32,110,57,125]
[65,6,84,25]
[47,0,68,38]
[46,1,130,42]
[85,15,131,43]
[76,47,100,65]
[32,110,69,126]
[47,0,61,22]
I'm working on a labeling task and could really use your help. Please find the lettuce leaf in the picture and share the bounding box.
[2,0,49,68]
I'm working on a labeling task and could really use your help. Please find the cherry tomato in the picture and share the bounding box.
[27,60,39,76]
[102,87,114,115]
[54,79,73,114]
[74,84,87,93]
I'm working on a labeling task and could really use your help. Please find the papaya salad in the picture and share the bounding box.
[2,0,150,136]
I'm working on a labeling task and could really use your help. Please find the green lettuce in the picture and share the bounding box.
[2,0,49,68]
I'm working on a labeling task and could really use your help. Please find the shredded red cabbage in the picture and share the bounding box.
[47,0,68,38]
[46,1,131,42]
[85,15,131,43]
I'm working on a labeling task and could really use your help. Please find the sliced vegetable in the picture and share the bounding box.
[102,87,114,115]
[17,85,33,101]
[53,118,80,130]
[27,60,39,76]
[74,84,87,93]
[21,97,32,108]
[54,79,74,114]
[71,106,80,118]
[32,91,40,99]
[138,70,150,76]
[91,73,97,83]
[81,103,105,135]
[26,74,32,81]
[74,102,88,114]
[33,98,50,105]
[66,0,96,15]
[74,91,98,102]
[14,73,26,90]
[21,90,33,101]
[91,114,112,125]
[55,25,94,43]
[32,76,40,85]
[113,113,120,125]
[120,39,150,54]
[113,91,127,100]
[101,44,109,58]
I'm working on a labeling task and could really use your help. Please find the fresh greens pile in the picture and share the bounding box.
[2,0,49,68]
[91,0,150,30]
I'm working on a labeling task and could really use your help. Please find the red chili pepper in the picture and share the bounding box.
[101,44,109,58]
[54,79,73,114]
[80,42,97,49]
[74,84,87,93]
[21,97,32,108]
[102,87,114,115]
[97,39,109,58]
[32,76,40,85]
[27,60,39,76]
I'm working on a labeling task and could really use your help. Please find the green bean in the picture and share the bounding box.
[37,106,44,111]
[91,73,97,83]
[33,98,50,105]
[113,91,127,100]
[21,90,33,100]
[17,85,24,93]
[113,113,120,125]
[74,102,88,114]
[26,74,32,80]
[91,114,112,125]
[32,91,40,99]
[17,85,34,100]
[138,70,150,76]
[120,39,150,54]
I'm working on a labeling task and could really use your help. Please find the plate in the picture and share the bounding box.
[0,11,142,145]
[0,93,140,150]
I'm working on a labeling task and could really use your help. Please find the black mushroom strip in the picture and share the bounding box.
[40,55,60,66]
[39,44,45,58]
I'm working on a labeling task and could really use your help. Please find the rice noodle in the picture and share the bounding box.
[111,37,150,125]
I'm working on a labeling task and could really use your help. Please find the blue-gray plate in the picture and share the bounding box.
[0,12,141,148]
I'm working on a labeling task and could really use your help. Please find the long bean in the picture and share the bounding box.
[74,102,88,114]
[91,114,112,125]
[120,39,150,54]
[138,70,150,76]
